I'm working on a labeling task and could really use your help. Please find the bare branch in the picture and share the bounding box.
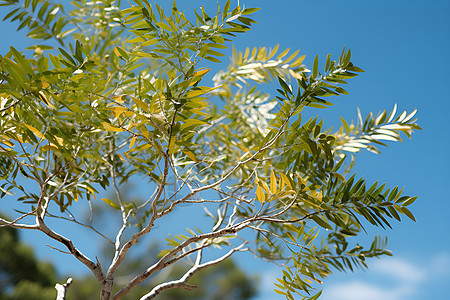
[0,216,39,230]
[37,215,105,283]
[107,110,177,279]
[113,218,253,299]
[140,243,247,300]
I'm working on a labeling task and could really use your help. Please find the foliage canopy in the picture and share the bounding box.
[0,0,420,299]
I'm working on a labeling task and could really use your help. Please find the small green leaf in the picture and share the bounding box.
[102,198,120,209]
[401,206,416,221]
[312,54,319,79]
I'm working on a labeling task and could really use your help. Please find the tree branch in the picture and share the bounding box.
[140,243,247,300]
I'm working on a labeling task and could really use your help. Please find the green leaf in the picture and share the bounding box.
[401,206,416,221]
[312,54,319,79]
[102,198,120,209]
[242,7,260,15]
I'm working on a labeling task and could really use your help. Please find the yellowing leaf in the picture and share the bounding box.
[141,128,150,140]
[289,69,303,80]
[168,138,177,154]
[131,96,149,110]
[54,136,64,146]
[102,122,126,132]
[24,124,45,139]
[114,46,129,59]
[129,136,137,149]
[270,170,277,194]
[38,91,56,109]
[183,150,200,162]
[180,119,207,131]
[192,68,210,78]
[125,37,146,43]
[109,106,128,118]
[0,138,14,147]
[112,95,126,103]
[185,85,221,98]
[40,143,59,150]
[260,180,270,194]
[256,184,265,203]
[101,198,120,209]
[190,68,211,86]
[291,54,306,67]
[127,120,134,130]
[295,173,308,185]
[279,173,293,189]
[14,134,25,144]
[85,186,97,199]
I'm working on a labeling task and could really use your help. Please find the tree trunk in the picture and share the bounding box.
[100,278,114,300]
[55,278,73,300]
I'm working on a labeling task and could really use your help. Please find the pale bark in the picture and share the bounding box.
[55,278,72,300]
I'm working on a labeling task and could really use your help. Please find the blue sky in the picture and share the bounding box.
[241,1,450,299]
[1,0,449,299]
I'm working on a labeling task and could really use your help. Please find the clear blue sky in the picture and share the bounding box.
[1,1,449,299]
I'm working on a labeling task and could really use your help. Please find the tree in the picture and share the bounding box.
[0,221,256,300]
[0,0,421,299]
[0,214,57,300]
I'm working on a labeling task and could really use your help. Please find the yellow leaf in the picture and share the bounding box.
[101,198,120,209]
[290,54,306,67]
[180,119,207,131]
[54,136,64,146]
[256,184,265,203]
[38,91,55,109]
[141,39,157,47]
[277,47,290,60]
[168,138,177,154]
[295,173,308,185]
[85,186,97,199]
[125,36,145,43]
[270,170,277,194]
[131,96,148,110]
[102,122,125,132]
[108,106,128,118]
[24,124,45,139]
[289,69,303,80]
[129,136,137,149]
[0,138,14,147]
[192,68,210,78]
[190,68,211,86]
[14,134,25,143]
[141,128,150,140]
[183,150,200,162]
[279,173,293,189]
[112,95,126,103]
[185,85,221,98]
[260,180,270,195]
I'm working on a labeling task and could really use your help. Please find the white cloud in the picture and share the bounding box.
[251,253,450,300]
[321,280,415,300]
[321,254,450,300]
[428,252,450,276]
[371,257,426,283]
